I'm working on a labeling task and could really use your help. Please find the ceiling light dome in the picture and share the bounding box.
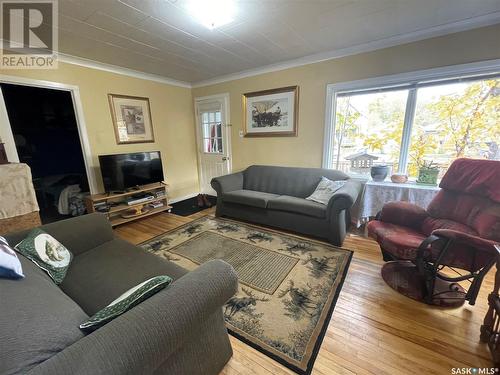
[187,0,235,30]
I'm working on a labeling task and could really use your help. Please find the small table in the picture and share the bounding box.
[352,180,440,227]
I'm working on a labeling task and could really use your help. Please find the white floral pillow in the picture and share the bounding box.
[306,177,346,205]
[15,229,72,284]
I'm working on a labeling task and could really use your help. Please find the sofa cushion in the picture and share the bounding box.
[0,255,88,375]
[268,195,327,218]
[243,165,348,197]
[222,189,280,208]
[0,236,24,279]
[60,238,188,315]
[4,213,115,257]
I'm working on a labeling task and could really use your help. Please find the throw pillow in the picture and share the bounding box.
[15,228,72,284]
[0,236,24,279]
[79,275,172,332]
[306,177,346,205]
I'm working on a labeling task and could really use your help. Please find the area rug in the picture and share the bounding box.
[140,216,352,375]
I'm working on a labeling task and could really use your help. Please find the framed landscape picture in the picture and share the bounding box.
[108,94,155,144]
[243,85,299,137]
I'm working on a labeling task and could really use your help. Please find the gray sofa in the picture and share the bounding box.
[1,213,238,375]
[211,165,361,246]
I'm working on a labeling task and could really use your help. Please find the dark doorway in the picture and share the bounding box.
[1,83,89,224]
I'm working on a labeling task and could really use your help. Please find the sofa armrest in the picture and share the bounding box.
[378,201,429,230]
[211,172,244,195]
[327,179,362,214]
[29,260,238,375]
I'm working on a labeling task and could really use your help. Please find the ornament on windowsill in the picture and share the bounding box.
[391,174,408,183]
[417,160,439,186]
[370,165,389,182]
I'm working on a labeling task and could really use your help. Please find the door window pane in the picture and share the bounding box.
[333,90,408,176]
[201,110,223,154]
[409,79,500,177]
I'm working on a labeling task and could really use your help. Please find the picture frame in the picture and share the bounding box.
[108,94,155,144]
[242,85,299,137]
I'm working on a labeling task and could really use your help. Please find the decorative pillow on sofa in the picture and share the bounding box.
[0,236,24,279]
[79,275,172,332]
[306,177,346,205]
[15,228,72,285]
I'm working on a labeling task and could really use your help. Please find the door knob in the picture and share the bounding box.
[222,157,229,161]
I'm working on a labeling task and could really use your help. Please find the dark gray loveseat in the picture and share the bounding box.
[1,213,238,375]
[211,165,361,246]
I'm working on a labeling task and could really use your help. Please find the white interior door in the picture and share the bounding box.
[195,95,231,195]
[0,87,19,163]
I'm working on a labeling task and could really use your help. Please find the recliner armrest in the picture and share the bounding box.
[378,201,429,230]
[432,229,499,254]
[211,172,244,195]
[29,260,238,375]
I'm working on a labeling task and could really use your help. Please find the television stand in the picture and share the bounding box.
[108,190,125,195]
[85,182,171,227]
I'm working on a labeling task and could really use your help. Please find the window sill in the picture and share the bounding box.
[365,179,440,190]
[346,174,440,188]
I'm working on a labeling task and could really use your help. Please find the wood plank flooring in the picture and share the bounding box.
[114,209,492,375]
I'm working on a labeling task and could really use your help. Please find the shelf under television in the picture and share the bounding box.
[84,182,171,226]
[89,182,168,203]
[106,197,168,214]
[108,205,172,227]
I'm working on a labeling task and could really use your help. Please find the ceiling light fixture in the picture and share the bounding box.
[187,0,235,30]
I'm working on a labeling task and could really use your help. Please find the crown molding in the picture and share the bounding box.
[58,53,192,88]
[41,12,500,89]
[192,13,500,88]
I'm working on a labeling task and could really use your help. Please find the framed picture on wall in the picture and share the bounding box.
[242,85,299,137]
[108,94,155,144]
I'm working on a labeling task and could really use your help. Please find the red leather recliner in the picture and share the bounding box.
[367,158,500,307]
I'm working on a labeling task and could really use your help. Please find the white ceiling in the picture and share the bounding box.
[56,0,500,85]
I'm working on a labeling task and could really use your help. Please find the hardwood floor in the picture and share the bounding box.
[114,209,492,375]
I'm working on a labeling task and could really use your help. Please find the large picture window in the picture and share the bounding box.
[324,65,500,179]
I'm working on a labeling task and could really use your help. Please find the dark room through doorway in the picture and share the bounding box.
[0,83,90,224]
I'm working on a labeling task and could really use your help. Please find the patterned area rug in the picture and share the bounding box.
[140,216,352,375]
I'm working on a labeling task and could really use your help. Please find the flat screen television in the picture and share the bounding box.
[99,151,164,192]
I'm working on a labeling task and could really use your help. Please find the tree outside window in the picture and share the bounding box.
[332,77,499,178]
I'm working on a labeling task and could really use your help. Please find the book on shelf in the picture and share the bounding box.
[95,205,110,213]
[148,201,164,209]
[126,194,155,206]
